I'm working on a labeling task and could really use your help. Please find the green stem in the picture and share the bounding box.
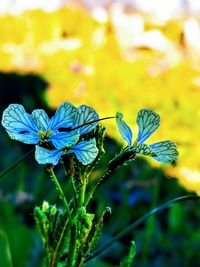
[85,195,200,263]
[79,173,87,207]
[68,228,77,267]
[49,167,72,226]
[79,181,86,207]
[61,160,78,211]
[51,219,70,267]
[70,175,78,209]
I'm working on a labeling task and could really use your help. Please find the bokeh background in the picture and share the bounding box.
[1,1,200,266]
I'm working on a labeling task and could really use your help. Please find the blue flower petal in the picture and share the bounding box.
[35,146,64,165]
[6,130,40,144]
[149,141,178,163]
[69,138,98,165]
[32,109,50,131]
[73,105,99,135]
[48,102,76,131]
[136,109,160,144]
[116,112,132,146]
[50,131,80,149]
[2,104,39,144]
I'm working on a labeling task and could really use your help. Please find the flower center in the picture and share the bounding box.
[38,129,52,141]
[62,147,69,153]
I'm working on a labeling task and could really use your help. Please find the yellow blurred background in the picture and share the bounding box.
[1,2,200,192]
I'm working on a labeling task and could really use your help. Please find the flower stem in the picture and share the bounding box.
[51,219,70,267]
[79,174,87,207]
[79,182,86,207]
[68,173,87,266]
[68,227,77,267]
[69,175,78,209]
[49,167,72,226]
[0,148,34,179]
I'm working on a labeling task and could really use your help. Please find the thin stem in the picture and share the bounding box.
[49,168,72,226]
[70,175,78,209]
[85,195,200,263]
[61,160,78,210]
[78,171,88,207]
[0,148,34,179]
[71,116,115,131]
[51,219,70,267]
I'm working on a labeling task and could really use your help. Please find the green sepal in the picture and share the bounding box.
[107,147,136,175]
[62,154,76,177]
[135,143,157,157]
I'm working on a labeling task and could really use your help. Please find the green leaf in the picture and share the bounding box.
[0,231,13,267]
[120,241,136,267]
[0,202,33,267]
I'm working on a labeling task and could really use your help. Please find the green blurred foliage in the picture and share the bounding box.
[0,202,33,267]
[0,230,12,267]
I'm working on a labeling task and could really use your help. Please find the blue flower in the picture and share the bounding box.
[1,102,99,149]
[1,102,80,148]
[35,138,98,165]
[116,109,178,163]
[2,102,100,165]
